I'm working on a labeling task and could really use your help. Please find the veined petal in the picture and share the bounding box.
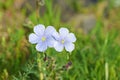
[54,42,64,52]
[65,43,75,52]
[59,28,69,37]
[34,24,45,36]
[46,37,55,47]
[52,31,60,41]
[36,42,47,52]
[45,26,56,36]
[29,33,39,44]
[66,33,76,42]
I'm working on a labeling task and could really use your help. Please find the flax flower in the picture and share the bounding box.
[29,24,56,52]
[52,28,76,52]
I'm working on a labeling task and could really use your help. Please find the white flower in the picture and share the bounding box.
[52,28,76,52]
[29,24,56,52]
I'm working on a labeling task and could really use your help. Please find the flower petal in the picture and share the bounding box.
[46,37,55,47]
[66,33,76,42]
[52,31,60,41]
[59,28,69,37]
[54,42,64,52]
[65,43,75,52]
[45,26,56,36]
[36,42,47,52]
[34,24,45,36]
[29,33,39,44]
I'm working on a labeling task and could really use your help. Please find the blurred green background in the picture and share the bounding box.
[0,0,120,80]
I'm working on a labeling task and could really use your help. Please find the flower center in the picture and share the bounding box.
[41,36,46,42]
[61,40,65,44]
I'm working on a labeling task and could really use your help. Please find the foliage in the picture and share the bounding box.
[0,0,120,80]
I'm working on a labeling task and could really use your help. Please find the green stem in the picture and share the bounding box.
[36,0,45,22]
[37,53,44,80]
[68,52,72,61]
[36,0,40,22]
[105,62,109,80]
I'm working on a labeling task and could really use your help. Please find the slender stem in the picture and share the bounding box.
[36,0,45,22]
[43,52,47,61]
[36,0,40,21]
[105,62,109,80]
[44,52,47,58]
[68,52,71,61]
[37,53,44,80]
[53,70,56,80]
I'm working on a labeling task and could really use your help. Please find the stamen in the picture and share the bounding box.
[61,40,65,44]
[41,37,46,42]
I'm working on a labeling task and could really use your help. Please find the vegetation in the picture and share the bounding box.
[0,0,120,80]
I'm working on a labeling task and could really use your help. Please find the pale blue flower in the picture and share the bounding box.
[52,28,76,52]
[29,24,56,52]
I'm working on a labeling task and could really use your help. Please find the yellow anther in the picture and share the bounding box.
[41,37,46,42]
[61,40,65,44]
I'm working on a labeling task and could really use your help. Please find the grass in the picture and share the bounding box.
[0,0,120,80]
